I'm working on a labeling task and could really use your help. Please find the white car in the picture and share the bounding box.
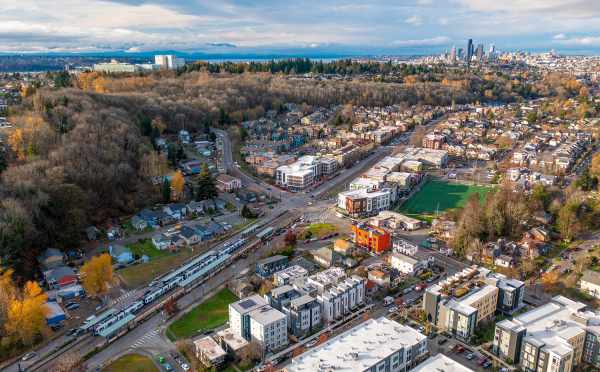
[180,363,190,371]
[388,306,398,313]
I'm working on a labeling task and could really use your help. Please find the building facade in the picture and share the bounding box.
[352,223,391,254]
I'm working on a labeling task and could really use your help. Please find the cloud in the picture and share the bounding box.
[553,33,567,40]
[405,15,423,26]
[206,42,237,48]
[392,36,450,47]
[554,35,600,46]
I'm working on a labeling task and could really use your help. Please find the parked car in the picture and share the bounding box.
[437,338,447,345]
[65,302,80,310]
[180,363,190,371]
[306,339,318,348]
[22,352,37,361]
[466,353,474,360]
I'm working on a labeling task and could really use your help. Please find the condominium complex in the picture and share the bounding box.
[423,266,524,341]
[276,155,338,191]
[285,317,428,372]
[229,295,288,351]
[493,296,600,372]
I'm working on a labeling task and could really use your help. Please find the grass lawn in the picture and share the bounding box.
[399,180,494,219]
[128,239,170,259]
[305,223,338,238]
[103,353,158,372]
[167,288,238,340]
[118,249,195,288]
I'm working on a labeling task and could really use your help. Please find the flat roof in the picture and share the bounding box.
[216,328,249,351]
[98,313,135,338]
[230,294,267,315]
[412,354,474,372]
[194,336,226,361]
[286,317,425,372]
[249,306,286,326]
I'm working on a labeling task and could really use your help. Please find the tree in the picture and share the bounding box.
[541,271,559,292]
[54,352,82,372]
[171,171,185,200]
[80,253,113,297]
[5,281,49,345]
[164,297,179,317]
[162,178,172,203]
[284,230,297,247]
[591,153,600,179]
[195,165,218,201]
[140,151,168,179]
[241,205,256,219]
[557,201,580,241]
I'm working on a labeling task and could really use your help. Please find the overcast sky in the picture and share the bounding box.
[2,0,600,54]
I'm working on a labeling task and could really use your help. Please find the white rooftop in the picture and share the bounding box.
[249,305,286,326]
[504,296,600,357]
[286,317,425,372]
[412,354,474,372]
[215,328,249,351]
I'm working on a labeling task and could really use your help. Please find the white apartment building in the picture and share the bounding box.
[392,237,419,256]
[276,155,338,191]
[285,317,428,372]
[249,306,288,352]
[305,267,366,323]
[273,265,308,287]
[337,188,392,217]
[493,296,600,371]
[580,270,600,300]
[390,253,426,276]
[318,276,366,323]
[154,54,185,69]
[412,354,474,372]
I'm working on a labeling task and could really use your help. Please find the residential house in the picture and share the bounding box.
[368,270,391,287]
[152,233,172,250]
[130,215,147,231]
[216,174,242,193]
[44,266,77,289]
[163,203,187,220]
[37,248,64,270]
[109,244,134,264]
[179,226,201,246]
[138,209,161,228]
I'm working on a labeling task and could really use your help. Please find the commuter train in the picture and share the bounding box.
[89,238,247,337]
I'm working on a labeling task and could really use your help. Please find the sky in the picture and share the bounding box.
[2,0,600,55]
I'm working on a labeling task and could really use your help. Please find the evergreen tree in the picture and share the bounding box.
[161,178,172,202]
[241,204,256,219]
[195,164,218,201]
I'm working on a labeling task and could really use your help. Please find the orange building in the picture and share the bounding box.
[352,223,391,254]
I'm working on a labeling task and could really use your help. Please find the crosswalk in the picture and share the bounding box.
[130,329,161,349]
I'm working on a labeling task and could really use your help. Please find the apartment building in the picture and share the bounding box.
[493,296,600,371]
[352,223,392,254]
[93,59,139,73]
[390,253,427,276]
[285,317,428,372]
[249,306,289,351]
[276,155,337,191]
[337,188,392,217]
[305,268,366,323]
[273,265,308,287]
[580,270,600,300]
[229,295,288,352]
[423,266,520,342]
[412,354,474,372]
[215,174,242,193]
[283,295,322,338]
[370,210,423,232]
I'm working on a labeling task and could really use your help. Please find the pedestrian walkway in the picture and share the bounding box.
[130,329,161,349]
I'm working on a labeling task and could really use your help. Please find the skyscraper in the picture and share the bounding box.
[476,43,484,62]
[450,46,457,63]
[466,39,474,65]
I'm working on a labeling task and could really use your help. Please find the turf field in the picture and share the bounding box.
[399,180,494,218]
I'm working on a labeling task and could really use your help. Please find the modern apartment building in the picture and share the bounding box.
[306,267,366,323]
[352,223,391,254]
[154,54,185,69]
[93,59,139,73]
[412,354,474,372]
[423,266,522,342]
[493,296,600,371]
[229,295,288,351]
[282,294,322,338]
[276,155,338,191]
[285,317,428,372]
[337,188,392,217]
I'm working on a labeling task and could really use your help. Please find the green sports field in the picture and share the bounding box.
[399,180,494,218]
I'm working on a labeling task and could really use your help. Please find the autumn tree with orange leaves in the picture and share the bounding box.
[170,170,185,200]
[80,253,113,297]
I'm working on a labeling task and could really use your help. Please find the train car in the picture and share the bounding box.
[80,308,117,332]
[241,225,260,238]
[257,227,274,241]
